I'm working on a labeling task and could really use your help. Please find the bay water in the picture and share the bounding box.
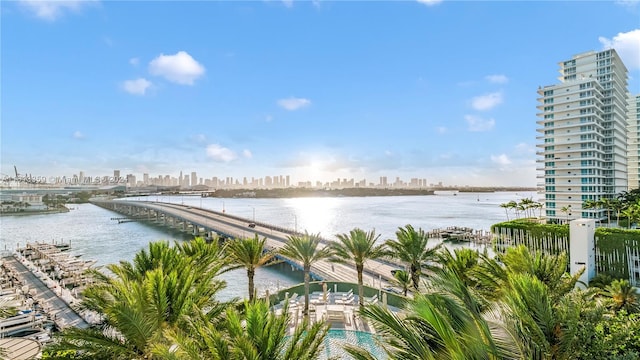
[0,191,531,300]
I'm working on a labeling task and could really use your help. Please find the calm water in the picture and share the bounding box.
[0,191,530,300]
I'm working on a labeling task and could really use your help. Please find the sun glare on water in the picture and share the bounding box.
[285,197,342,236]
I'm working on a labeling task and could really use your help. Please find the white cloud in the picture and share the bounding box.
[206,144,237,162]
[436,126,447,134]
[72,131,85,139]
[129,57,139,66]
[243,149,253,158]
[615,0,639,8]
[515,142,535,154]
[464,115,495,132]
[19,0,96,21]
[491,154,512,166]
[416,0,443,5]
[149,51,205,85]
[277,97,311,111]
[485,74,509,84]
[122,78,152,96]
[282,0,294,7]
[191,134,207,143]
[103,36,114,47]
[599,29,640,70]
[471,92,503,111]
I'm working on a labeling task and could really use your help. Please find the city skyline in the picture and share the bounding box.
[4,167,438,189]
[2,1,639,187]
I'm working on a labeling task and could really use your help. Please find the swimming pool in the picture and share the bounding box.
[320,329,386,359]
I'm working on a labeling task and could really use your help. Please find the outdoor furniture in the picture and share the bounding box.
[335,290,354,305]
[363,294,378,305]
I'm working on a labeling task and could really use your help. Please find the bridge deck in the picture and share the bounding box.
[92,200,403,289]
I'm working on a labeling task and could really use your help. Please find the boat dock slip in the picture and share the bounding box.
[1,256,89,330]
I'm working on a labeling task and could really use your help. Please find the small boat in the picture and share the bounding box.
[55,243,71,251]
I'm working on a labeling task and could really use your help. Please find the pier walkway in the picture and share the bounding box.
[1,256,89,330]
[91,200,403,289]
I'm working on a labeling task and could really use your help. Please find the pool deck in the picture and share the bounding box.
[273,290,396,334]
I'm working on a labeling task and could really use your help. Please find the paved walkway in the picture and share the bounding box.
[1,256,89,330]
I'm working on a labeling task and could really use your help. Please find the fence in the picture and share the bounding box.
[492,221,640,286]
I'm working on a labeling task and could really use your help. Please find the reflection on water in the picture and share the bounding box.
[0,191,526,300]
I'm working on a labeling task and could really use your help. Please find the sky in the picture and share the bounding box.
[1,0,640,187]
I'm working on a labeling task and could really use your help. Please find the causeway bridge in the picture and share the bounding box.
[90,200,402,288]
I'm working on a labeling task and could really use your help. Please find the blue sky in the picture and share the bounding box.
[2,0,639,187]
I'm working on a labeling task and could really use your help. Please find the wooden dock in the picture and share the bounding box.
[427,226,493,244]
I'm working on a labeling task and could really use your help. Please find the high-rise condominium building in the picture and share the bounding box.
[628,94,640,190]
[537,49,629,222]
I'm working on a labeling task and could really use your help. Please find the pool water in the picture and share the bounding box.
[320,330,386,359]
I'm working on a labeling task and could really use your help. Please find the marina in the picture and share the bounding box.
[427,226,494,244]
[0,241,99,349]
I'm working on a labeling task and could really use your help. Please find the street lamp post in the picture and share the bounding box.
[252,207,255,222]
[294,214,297,233]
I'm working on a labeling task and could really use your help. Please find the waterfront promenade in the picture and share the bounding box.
[92,200,402,289]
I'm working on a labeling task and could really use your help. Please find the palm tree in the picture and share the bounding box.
[582,199,600,225]
[601,279,640,313]
[331,228,387,308]
[559,205,570,223]
[500,202,512,221]
[531,201,544,219]
[518,198,535,218]
[498,273,584,360]
[621,201,640,229]
[345,268,521,360]
[610,198,625,227]
[225,234,273,301]
[506,200,518,219]
[154,300,330,360]
[597,197,614,227]
[478,245,582,301]
[390,270,411,297]
[279,232,333,322]
[385,224,441,290]
[0,297,16,318]
[49,238,229,359]
[435,247,480,288]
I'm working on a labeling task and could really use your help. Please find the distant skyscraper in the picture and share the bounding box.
[191,172,197,187]
[126,174,136,187]
[537,49,629,222]
[628,94,640,190]
[114,170,120,180]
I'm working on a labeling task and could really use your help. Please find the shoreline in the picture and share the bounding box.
[162,187,536,199]
[0,207,70,217]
